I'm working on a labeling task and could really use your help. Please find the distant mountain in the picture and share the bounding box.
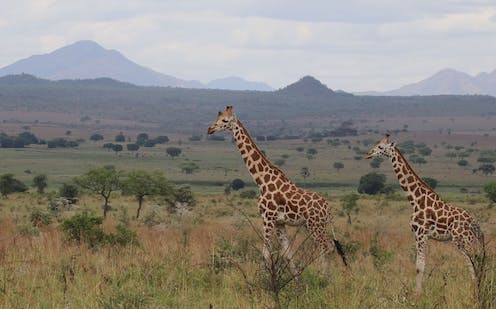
[206,76,273,91]
[276,75,339,96]
[358,68,496,96]
[0,40,203,88]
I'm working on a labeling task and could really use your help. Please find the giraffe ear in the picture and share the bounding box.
[217,111,222,117]
[225,106,233,116]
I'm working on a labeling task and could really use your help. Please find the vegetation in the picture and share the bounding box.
[32,174,48,193]
[357,172,386,195]
[0,173,28,197]
[231,178,246,191]
[74,166,122,218]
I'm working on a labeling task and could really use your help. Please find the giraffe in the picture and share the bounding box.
[207,106,347,272]
[366,134,485,297]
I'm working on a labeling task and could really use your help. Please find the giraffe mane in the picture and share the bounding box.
[237,120,289,182]
[395,146,438,195]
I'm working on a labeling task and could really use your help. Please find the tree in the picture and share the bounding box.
[422,177,438,189]
[231,178,245,191]
[306,148,318,156]
[136,133,149,146]
[126,143,140,151]
[479,164,496,176]
[32,174,48,193]
[300,167,310,185]
[180,162,199,174]
[333,162,344,172]
[112,144,123,155]
[0,174,28,197]
[341,193,360,224]
[483,182,496,203]
[166,147,182,158]
[417,146,432,156]
[59,183,79,199]
[115,132,125,142]
[357,172,386,195]
[74,166,122,218]
[90,133,104,141]
[457,159,469,167]
[154,136,169,144]
[121,170,174,219]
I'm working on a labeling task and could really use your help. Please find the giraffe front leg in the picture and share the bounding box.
[262,220,275,266]
[415,236,427,297]
[276,224,298,277]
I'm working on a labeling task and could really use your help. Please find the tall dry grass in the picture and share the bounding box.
[0,192,494,308]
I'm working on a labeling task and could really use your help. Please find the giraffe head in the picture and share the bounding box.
[207,106,237,134]
[365,134,396,159]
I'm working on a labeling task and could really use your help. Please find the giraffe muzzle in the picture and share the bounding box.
[207,127,215,135]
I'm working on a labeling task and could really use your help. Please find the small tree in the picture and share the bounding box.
[300,167,310,185]
[0,173,28,197]
[333,162,344,172]
[32,174,48,193]
[422,177,438,189]
[458,159,469,167]
[74,166,122,218]
[115,133,125,142]
[112,144,123,155]
[341,193,360,224]
[126,143,140,151]
[180,162,199,174]
[59,183,79,199]
[483,182,496,203]
[136,133,149,146]
[479,164,496,176]
[121,170,174,219]
[231,178,245,191]
[166,147,182,159]
[357,172,386,195]
[90,134,104,141]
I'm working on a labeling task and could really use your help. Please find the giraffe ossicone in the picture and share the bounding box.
[366,134,485,297]
[207,105,347,271]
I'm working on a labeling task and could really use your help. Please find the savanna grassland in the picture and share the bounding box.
[1,115,496,308]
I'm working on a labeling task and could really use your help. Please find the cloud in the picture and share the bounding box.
[0,0,495,91]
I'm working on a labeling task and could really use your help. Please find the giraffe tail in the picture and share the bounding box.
[333,238,348,267]
[330,225,348,267]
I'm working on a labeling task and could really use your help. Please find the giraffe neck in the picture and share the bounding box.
[390,147,439,209]
[232,120,289,186]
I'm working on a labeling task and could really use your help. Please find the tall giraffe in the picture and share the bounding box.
[207,106,347,270]
[366,134,485,296]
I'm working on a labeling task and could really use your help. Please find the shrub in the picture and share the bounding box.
[422,177,438,189]
[231,178,245,191]
[30,209,52,227]
[484,182,496,203]
[61,213,106,247]
[106,224,139,246]
[357,172,386,195]
[59,183,79,199]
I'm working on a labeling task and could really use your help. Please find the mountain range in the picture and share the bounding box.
[0,40,494,96]
[358,68,496,97]
[0,40,273,91]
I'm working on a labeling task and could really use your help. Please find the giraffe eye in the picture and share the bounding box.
[378,146,383,150]
[221,119,229,123]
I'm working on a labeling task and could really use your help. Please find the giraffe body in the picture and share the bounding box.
[208,106,346,270]
[367,135,485,296]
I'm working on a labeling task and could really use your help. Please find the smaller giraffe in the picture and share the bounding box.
[366,134,485,296]
[207,106,347,272]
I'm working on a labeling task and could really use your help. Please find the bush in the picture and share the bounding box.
[422,177,438,189]
[106,224,139,246]
[30,209,52,227]
[484,182,496,203]
[231,178,245,191]
[62,213,105,247]
[59,183,79,199]
[357,172,386,195]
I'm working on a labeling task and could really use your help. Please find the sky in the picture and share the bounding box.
[1,0,495,92]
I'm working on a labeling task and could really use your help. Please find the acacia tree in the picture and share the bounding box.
[121,170,174,219]
[32,174,48,193]
[75,166,122,218]
[341,193,360,224]
[0,174,27,197]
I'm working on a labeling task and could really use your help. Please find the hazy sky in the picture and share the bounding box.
[1,0,495,91]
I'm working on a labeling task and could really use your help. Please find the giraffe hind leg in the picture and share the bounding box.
[415,236,427,297]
